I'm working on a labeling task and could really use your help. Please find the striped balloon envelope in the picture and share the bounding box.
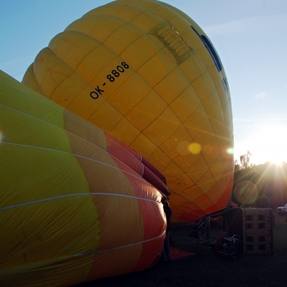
[23,0,234,221]
[0,70,166,286]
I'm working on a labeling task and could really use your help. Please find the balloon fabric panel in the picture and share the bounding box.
[23,0,234,221]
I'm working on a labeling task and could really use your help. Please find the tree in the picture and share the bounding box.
[239,151,252,169]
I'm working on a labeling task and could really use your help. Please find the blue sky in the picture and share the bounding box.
[1,0,287,164]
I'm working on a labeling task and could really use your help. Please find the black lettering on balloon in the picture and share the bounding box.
[121,62,129,69]
[117,65,124,73]
[112,69,120,77]
[107,74,115,82]
[90,85,104,99]
[90,62,130,100]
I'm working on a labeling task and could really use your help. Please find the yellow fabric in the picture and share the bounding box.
[23,0,234,221]
[0,71,99,285]
[0,71,165,286]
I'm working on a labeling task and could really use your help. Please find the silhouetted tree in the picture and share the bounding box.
[239,151,252,169]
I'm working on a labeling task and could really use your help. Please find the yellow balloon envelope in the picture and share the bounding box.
[23,0,234,221]
[0,70,166,286]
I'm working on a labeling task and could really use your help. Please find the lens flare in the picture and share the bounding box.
[188,142,202,155]
[226,147,234,155]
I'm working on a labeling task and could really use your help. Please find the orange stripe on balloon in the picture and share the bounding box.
[133,236,164,272]
[106,134,166,270]
[133,199,165,271]
[112,157,166,270]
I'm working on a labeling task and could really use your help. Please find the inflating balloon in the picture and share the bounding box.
[0,70,166,286]
[23,0,234,221]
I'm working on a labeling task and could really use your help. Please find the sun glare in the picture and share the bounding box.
[237,124,287,165]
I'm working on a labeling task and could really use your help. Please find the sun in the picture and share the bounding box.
[252,125,287,165]
[236,124,287,166]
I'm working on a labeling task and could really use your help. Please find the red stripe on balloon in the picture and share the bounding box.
[113,157,166,270]
[106,134,144,175]
[105,135,165,270]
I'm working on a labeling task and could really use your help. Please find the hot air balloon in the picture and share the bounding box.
[0,70,166,286]
[23,0,234,221]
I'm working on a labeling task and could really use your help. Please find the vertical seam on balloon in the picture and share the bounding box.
[129,0,231,143]
[25,2,232,219]
[189,23,230,125]
[31,49,75,100]
[40,34,220,214]
[171,190,206,216]
[111,0,229,146]
[120,44,230,213]
[44,11,142,102]
[59,40,168,134]
[123,71,219,208]
[69,3,170,248]
[47,13,146,127]
[181,171,233,208]
[54,7,176,126]
[128,65,217,186]
[22,65,44,95]
[30,11,179,151]
[101,3,232,214]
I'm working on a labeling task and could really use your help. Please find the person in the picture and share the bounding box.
[161,195,172,261]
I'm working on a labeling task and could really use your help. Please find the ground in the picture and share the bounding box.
[79,254,287,287]
[79,213,286,287]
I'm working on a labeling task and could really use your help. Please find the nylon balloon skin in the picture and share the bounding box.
[23,0,234,221]
[0,70,166,286]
